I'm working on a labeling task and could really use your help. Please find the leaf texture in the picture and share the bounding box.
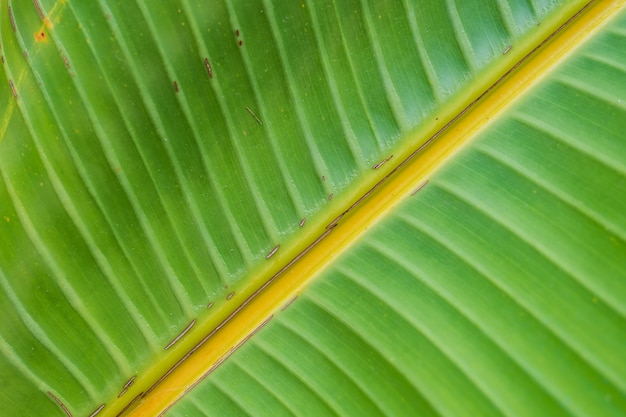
[0,0,617,416]
[166,6,626,417]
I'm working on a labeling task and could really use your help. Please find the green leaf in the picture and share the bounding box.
[1,0,625,416]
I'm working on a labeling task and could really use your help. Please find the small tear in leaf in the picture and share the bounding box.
[47,391,73,417]
[372,155,393,170]
[245,106,262,125]
[88,404,105,417]
[411,180,429,196]
[164,319,196,350]
[266,244,280,259]
[281,296,298,311]
[123,375,136,389]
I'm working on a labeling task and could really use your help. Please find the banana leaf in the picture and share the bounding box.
[1,0,624,416]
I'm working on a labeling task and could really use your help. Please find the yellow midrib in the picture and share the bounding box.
[100,1,623,416]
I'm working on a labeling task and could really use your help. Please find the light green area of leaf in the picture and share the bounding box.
[167,7,626,417]
[1,0,623,416]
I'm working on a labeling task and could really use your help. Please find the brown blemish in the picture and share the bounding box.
[206,301,214,309]
[328,193,334,201]
[372,155,393,170]
[245,106,262,125]
[502,45,512,55]
[250,315,273,337]
[35,30,47,42]
[281,296,298,311]
[164,319,196,350]
[265,244,280,259]
[123,375,137,389]
[410,180,429,196]
[33,0,45,20]
[9,80,17,98]
[88,404,105,417]
[173,81,179,92]
[47,391,73,417]
[115,392,143,417]
[326,212,345,230]
[117,375,137,397]
[299,218,306,227]
[8,6,16,32]
[204,57,213,79]
[226,292,235,300]
[62,55,71,70]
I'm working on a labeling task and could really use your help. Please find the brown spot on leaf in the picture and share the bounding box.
[88,404,105,417]
[204,57,213,79]
[47,391,73,417]
[265,244,280,259]
[164,319,196,350]
[35,31,47,43]
[411,180,429,196]
[33,0,45,20]
[9,80,17,98]
[8,6,16,32]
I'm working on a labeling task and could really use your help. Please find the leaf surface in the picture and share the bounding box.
[1,0,625,416]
